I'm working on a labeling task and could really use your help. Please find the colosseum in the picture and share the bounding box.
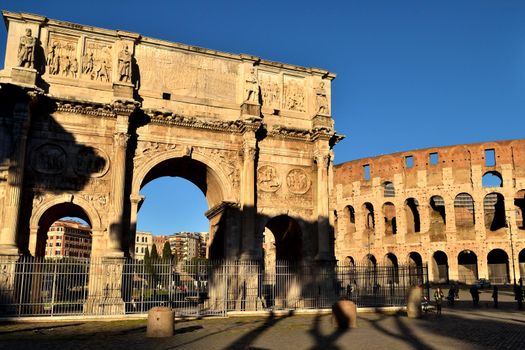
[333,139,525,285]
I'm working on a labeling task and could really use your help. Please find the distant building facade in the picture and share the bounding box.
[45,220,92,258]
[134,231,152,259]
[169,232,207,261]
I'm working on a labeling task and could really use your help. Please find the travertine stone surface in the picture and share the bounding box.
[0,11,342,265]
[333,140,525,283]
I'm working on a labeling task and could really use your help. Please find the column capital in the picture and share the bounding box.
[113,132,130,148]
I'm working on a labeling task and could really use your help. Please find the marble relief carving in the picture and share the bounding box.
[46,33,79,78]
[81,39,112,82]
[31,144,67,175]
[258,71,281,109]
[283,76,305,112]
[257,165,281,192]
[286,168,310,194]
[244,68,259,103]
[315,82,329,115]
[74,147,109,177]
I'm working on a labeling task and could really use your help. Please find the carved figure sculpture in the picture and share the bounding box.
[82,52,94,75]
[71,58,78,78]
[17,28,36,68]
[118,45,132,82]
[47,42,60,75]
[244,68,259,103]
[315,82,329,115]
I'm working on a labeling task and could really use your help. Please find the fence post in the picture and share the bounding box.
[50,260,57,317]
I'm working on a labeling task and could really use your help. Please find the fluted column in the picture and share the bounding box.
[0,100,31,256]
[315,151,331,261]
[240,132,257,259]
[107,131,129,257]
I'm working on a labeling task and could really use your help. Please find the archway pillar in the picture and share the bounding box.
[240,124,260,260]
[106,100,137,258]
[444,197,456,241]
[448,254,459,282]
[28,225,39,257]
[128,194,144,258]
[314,146,331,261]
[0,99,32,256]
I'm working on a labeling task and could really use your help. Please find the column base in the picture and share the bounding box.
[0,244,20,256]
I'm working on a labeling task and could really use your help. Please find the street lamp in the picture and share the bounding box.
[506,209,517,285]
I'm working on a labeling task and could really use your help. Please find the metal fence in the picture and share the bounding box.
[0,257,428,318]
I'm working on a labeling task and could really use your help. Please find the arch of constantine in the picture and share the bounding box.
[0,11,524,316]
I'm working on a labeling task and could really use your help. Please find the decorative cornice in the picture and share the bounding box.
[205,201,240,219]
[111,99,140,115]
[270,125,312,141]
[145,109,246,133]
[55,99,116,118]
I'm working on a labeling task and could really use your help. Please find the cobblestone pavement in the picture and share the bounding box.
[1,288,524,350]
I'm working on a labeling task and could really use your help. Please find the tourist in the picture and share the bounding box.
[470,285,480,306]
[514,283,524,310]
[492,286,498,308]
[447,286,455,306]
[434,287,444,316]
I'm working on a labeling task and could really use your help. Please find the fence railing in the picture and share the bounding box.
[0,257,428,317]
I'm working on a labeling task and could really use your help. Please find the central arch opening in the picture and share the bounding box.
[136,157,225,260]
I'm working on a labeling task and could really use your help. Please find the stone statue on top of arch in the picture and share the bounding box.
[315,81,329,115]
[244,68,260,104]
[18,28,36,68]
[118,45,132,83]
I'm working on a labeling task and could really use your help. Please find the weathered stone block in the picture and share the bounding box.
[147,306,174,337]
[407,286,422,319]
[11,67,37,86]
[332,299,357,329]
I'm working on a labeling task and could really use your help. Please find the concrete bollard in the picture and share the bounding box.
[332,299,358,329]
[146,307,175,337]
[407,286,422,319]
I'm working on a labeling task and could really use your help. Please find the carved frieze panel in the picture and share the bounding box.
[257,165,281,192]
[258,71,281,109]
[81,38,112,82]
[74,146,109,178]
[31,144,67,175]
[135,141,177,159]
[283,75,305,112]
[46,32,80,78]
[194,147,240,190]
[286,168,311,194]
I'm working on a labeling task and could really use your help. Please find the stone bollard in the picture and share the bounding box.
[332,299,358,329]
[147,307,175,337]
[407,286,422,319]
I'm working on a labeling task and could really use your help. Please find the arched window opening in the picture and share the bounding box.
[345,205,356,235]
[482,171,503,188]
[382,202,397,235]
[515,190,525,230]
[384,253,399,284]
[405,198,420,233]
[487,249,509,284]
[430,196,446,226]
[483,193,506,231]
[432,251,449,284]
[519,249,525,282]
[454,193,475,229]
[346,256,355,267]
[383,182,395,197]
[458,250,478,284]
[363,203,375,230]
[408,252,423,285]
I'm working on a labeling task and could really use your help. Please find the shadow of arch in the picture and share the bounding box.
[487,248,510,284]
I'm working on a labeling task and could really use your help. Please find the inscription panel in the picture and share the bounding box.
[136,44,238,102]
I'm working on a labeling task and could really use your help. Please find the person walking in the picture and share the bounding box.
[514,283,524,310]
[470,285,480,307]
[492,286,498,308]
[434,287,444,316]
[447,286,455,306]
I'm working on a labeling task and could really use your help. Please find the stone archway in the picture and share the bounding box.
[432,251,449,284]
[458,250,478,284]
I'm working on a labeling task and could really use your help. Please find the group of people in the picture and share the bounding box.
[431,281,525,315]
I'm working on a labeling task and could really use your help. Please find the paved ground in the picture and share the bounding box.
[1,288,524,350]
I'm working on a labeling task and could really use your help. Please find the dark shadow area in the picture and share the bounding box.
[0,322,84,335]
[307,313,346,350]
[174,325,203,334]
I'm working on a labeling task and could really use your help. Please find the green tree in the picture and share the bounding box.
[150,243,159,260]
[162,241,173,261]
[144,246,150,263]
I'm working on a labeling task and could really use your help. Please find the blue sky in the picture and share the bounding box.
[2,1,524,235]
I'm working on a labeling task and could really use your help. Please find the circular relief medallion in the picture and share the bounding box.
[74,146,109,177]
[286,168,311,194]
[31,144,67,175]
[257,165,281,192]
